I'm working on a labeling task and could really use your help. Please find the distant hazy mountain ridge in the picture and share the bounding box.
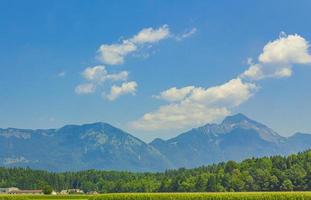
[150,114,297,168]
[0,114,310,171]
[0,122,172,171]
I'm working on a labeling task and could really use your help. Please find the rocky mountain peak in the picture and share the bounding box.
[222,113,251,124]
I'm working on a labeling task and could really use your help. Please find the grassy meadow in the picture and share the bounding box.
[1,192,311,200]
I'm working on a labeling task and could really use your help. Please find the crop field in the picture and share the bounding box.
[1,192,311,200]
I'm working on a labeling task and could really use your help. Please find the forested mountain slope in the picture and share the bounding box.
[0,149,310,192]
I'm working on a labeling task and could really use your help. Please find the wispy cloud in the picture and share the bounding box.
[76,25,195,101]
[97,25,170,65]
[75,83,96,94]
[175,28,197,41]
[57,71,66,77]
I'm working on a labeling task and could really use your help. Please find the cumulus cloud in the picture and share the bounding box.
[82,65,128,83]
[242,34,311,80]
[97,25,170,65]
[75,83,96,94]
[130,78,257,131]
[76,25,197,100]
[131,103,230,131]
[97,41,137,65]
[131,33,311,132]
[242,63,293,80]
[75,65,130,95]
[77,25,169,99]
[187,78,257,107]
[155,86,195,102]
[131,25,170,44]
[259,34,311,64]
[106,81,138,101]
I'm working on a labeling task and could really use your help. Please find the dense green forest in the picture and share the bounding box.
[0,150,310,193]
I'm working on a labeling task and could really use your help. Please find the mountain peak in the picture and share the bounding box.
[58,122,113,131]
[195,114,260,136]
[221,113,284,143]
[222,113,252,124]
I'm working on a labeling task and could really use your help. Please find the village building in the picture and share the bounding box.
[0,187,19,194]
[59,190,68,195]
[60,189,84,194]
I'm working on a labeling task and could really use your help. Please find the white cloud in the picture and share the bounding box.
[242,63,293,80]
[75,65,130,95]
[259,34,311,64]
[75,83,96,94]
[131,25,170,44]
[76,25,196,101]
[83,65,106,81]
[130,78,257,131]
[98,41,137,65]
[242,34,311,80]
[175,28,197,41]
[106,81,138,101]
[188,78,257,107]
[155,86,195,102]
[131,103,230,131]
[82,65,128,83]
[97,25,170,65]
[131,33,311,132]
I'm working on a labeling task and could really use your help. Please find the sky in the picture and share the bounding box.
[1,0,311,142]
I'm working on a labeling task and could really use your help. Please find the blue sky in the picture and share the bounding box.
[1,0,311,141]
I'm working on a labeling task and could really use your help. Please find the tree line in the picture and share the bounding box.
[0,150,310,193]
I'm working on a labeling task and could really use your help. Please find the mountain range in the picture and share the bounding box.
[0,113,310,172]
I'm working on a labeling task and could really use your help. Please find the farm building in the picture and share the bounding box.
[0,187,19,194]
[60,189,84,194]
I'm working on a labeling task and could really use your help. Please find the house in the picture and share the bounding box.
[60,189,84,194]
[8,189,43,195]
[59,190,69,195]
[0,187,19,194]
[68,189,84,194]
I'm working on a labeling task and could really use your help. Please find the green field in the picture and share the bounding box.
[1,192,311,200]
